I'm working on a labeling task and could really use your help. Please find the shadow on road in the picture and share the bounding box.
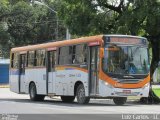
[0,97,152,107]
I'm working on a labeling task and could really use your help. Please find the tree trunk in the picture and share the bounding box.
[150,39,159,81]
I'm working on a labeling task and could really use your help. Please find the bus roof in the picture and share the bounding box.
[11,35,103,52]
[11,34,147,52]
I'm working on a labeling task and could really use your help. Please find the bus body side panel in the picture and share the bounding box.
[98,79,150,97]
[25,68,47,95]
[10,69,19,93]
[48,71,56,94]
[55,67,89,96]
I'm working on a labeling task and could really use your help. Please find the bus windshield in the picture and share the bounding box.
[103,44,150,75]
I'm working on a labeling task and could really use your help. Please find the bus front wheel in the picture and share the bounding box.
[113,97,127,105]
[76,84,90,104]
[29,83,45,101]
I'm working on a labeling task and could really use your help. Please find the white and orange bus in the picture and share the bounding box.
[10,35,150,105]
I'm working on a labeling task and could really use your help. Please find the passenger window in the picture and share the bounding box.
[11,53,19,69]
[58,44,88,65]
[59,46,70,65]
[75,44,88,64]
[28,51,35,67]
[36,50,46,67]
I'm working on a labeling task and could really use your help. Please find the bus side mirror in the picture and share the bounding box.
[100,48,104,58]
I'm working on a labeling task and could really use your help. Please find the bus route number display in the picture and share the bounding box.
[105,37,147,45]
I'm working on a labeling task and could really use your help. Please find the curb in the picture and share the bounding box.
[0,84,9,88]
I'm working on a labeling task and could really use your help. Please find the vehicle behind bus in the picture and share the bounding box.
[10,35,150,105]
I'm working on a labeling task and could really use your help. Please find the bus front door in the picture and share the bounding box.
[89,46,99,96]
[47,50,56,94]
[19,54,26,93]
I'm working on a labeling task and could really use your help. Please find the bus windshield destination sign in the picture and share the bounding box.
[105,37,147,45]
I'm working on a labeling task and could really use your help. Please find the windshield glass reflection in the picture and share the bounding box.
[103,44,150,75]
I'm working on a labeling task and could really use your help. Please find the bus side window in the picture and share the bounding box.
[28,51,35,67]
[83,45,88,63]
[58,45,87,65]
[41,50,46,66]
[69,46,73,63]
[36,49,46,67]
[72,46,76,64]
[11,53,14,68]
[75,44,88,64]
[11,53,19,69]
[68,46,76,64]
[59,47,63,65]
[59,46,70,65]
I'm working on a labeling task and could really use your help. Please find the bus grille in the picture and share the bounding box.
[116,79,143,84]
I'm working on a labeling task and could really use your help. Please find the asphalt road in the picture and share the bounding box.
[0,88,160,120]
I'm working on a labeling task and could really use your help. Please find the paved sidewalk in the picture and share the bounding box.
[0,88,29,99]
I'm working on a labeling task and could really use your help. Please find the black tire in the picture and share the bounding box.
[37,95,45,101]
[61,96,75,103]
[76,84,90,104]
[29,83,45,101]
[113,97,127,105]
[140,97,148,104]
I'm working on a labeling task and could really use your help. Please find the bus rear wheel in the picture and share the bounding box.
[113,97,127,105]
[61,96,75,103]
[29,83,45,101]
[76,84,90,104]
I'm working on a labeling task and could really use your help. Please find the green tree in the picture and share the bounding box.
[58,0,160,79]
[0,0,66,58]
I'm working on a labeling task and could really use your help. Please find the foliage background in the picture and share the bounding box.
[0,0,160,78]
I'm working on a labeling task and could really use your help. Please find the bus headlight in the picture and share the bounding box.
[142,83,149,89]
[105,82,113,88]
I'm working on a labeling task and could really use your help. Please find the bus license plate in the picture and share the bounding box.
[123,90,131,94]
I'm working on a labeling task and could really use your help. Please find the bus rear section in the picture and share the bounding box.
[9,35,150,105]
